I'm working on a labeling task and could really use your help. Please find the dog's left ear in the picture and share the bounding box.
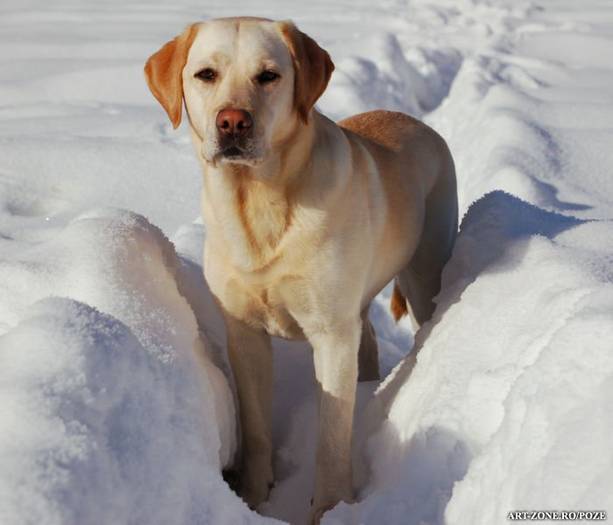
[278,21,335,124]
[144,24,198,129]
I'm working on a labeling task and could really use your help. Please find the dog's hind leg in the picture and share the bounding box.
[358,307,379,381]
[394,263,440,327]
[393,168,458,327]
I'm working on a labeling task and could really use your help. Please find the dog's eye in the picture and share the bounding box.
[195,68,217,82]
[257,70,280,84]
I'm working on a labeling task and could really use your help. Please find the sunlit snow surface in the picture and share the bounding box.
[0,0,612,524]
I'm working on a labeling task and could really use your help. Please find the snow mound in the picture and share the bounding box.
[1,299,212,525]
[326,191,613,522]
[0,210,274,525]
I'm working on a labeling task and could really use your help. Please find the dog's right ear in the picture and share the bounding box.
[278,21,335,124]
[144,24,198,129]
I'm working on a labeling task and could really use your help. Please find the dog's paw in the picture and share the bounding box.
[309,487,354,524]
[240,466,274,510]
[308,502,334,525]
[222,465,274,510]
[309,496,348,525]
[242,482,272,510]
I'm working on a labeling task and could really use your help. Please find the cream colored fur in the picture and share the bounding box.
[145,17,458,524]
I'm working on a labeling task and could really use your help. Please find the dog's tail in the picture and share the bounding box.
[390,280,409,322]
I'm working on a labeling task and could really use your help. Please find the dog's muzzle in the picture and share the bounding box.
[216,108,254,160]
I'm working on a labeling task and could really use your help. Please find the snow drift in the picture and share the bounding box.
[0,210,255,525]
[328,192,613,524]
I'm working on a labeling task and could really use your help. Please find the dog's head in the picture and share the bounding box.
[144,18,334,167]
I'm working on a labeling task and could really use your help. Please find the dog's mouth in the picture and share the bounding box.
[222,146,244,158]
[212,144,263,167]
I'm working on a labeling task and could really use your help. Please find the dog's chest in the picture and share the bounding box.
[218,273,306,340]
[260,299,305,340]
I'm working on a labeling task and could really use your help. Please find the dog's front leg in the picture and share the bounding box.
[307,318,361,524]
[224,314,274,509]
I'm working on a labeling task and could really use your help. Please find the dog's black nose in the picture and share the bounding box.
[216,108,253,137]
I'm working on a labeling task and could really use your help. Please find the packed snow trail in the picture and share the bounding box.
[0,1,612,524]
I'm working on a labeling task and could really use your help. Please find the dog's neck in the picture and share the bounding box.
[196,113,318,272]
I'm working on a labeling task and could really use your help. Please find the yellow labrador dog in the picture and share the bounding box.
[145,17,457,523]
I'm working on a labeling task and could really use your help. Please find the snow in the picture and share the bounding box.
[1,0,612,524]
[0,211,255,525]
